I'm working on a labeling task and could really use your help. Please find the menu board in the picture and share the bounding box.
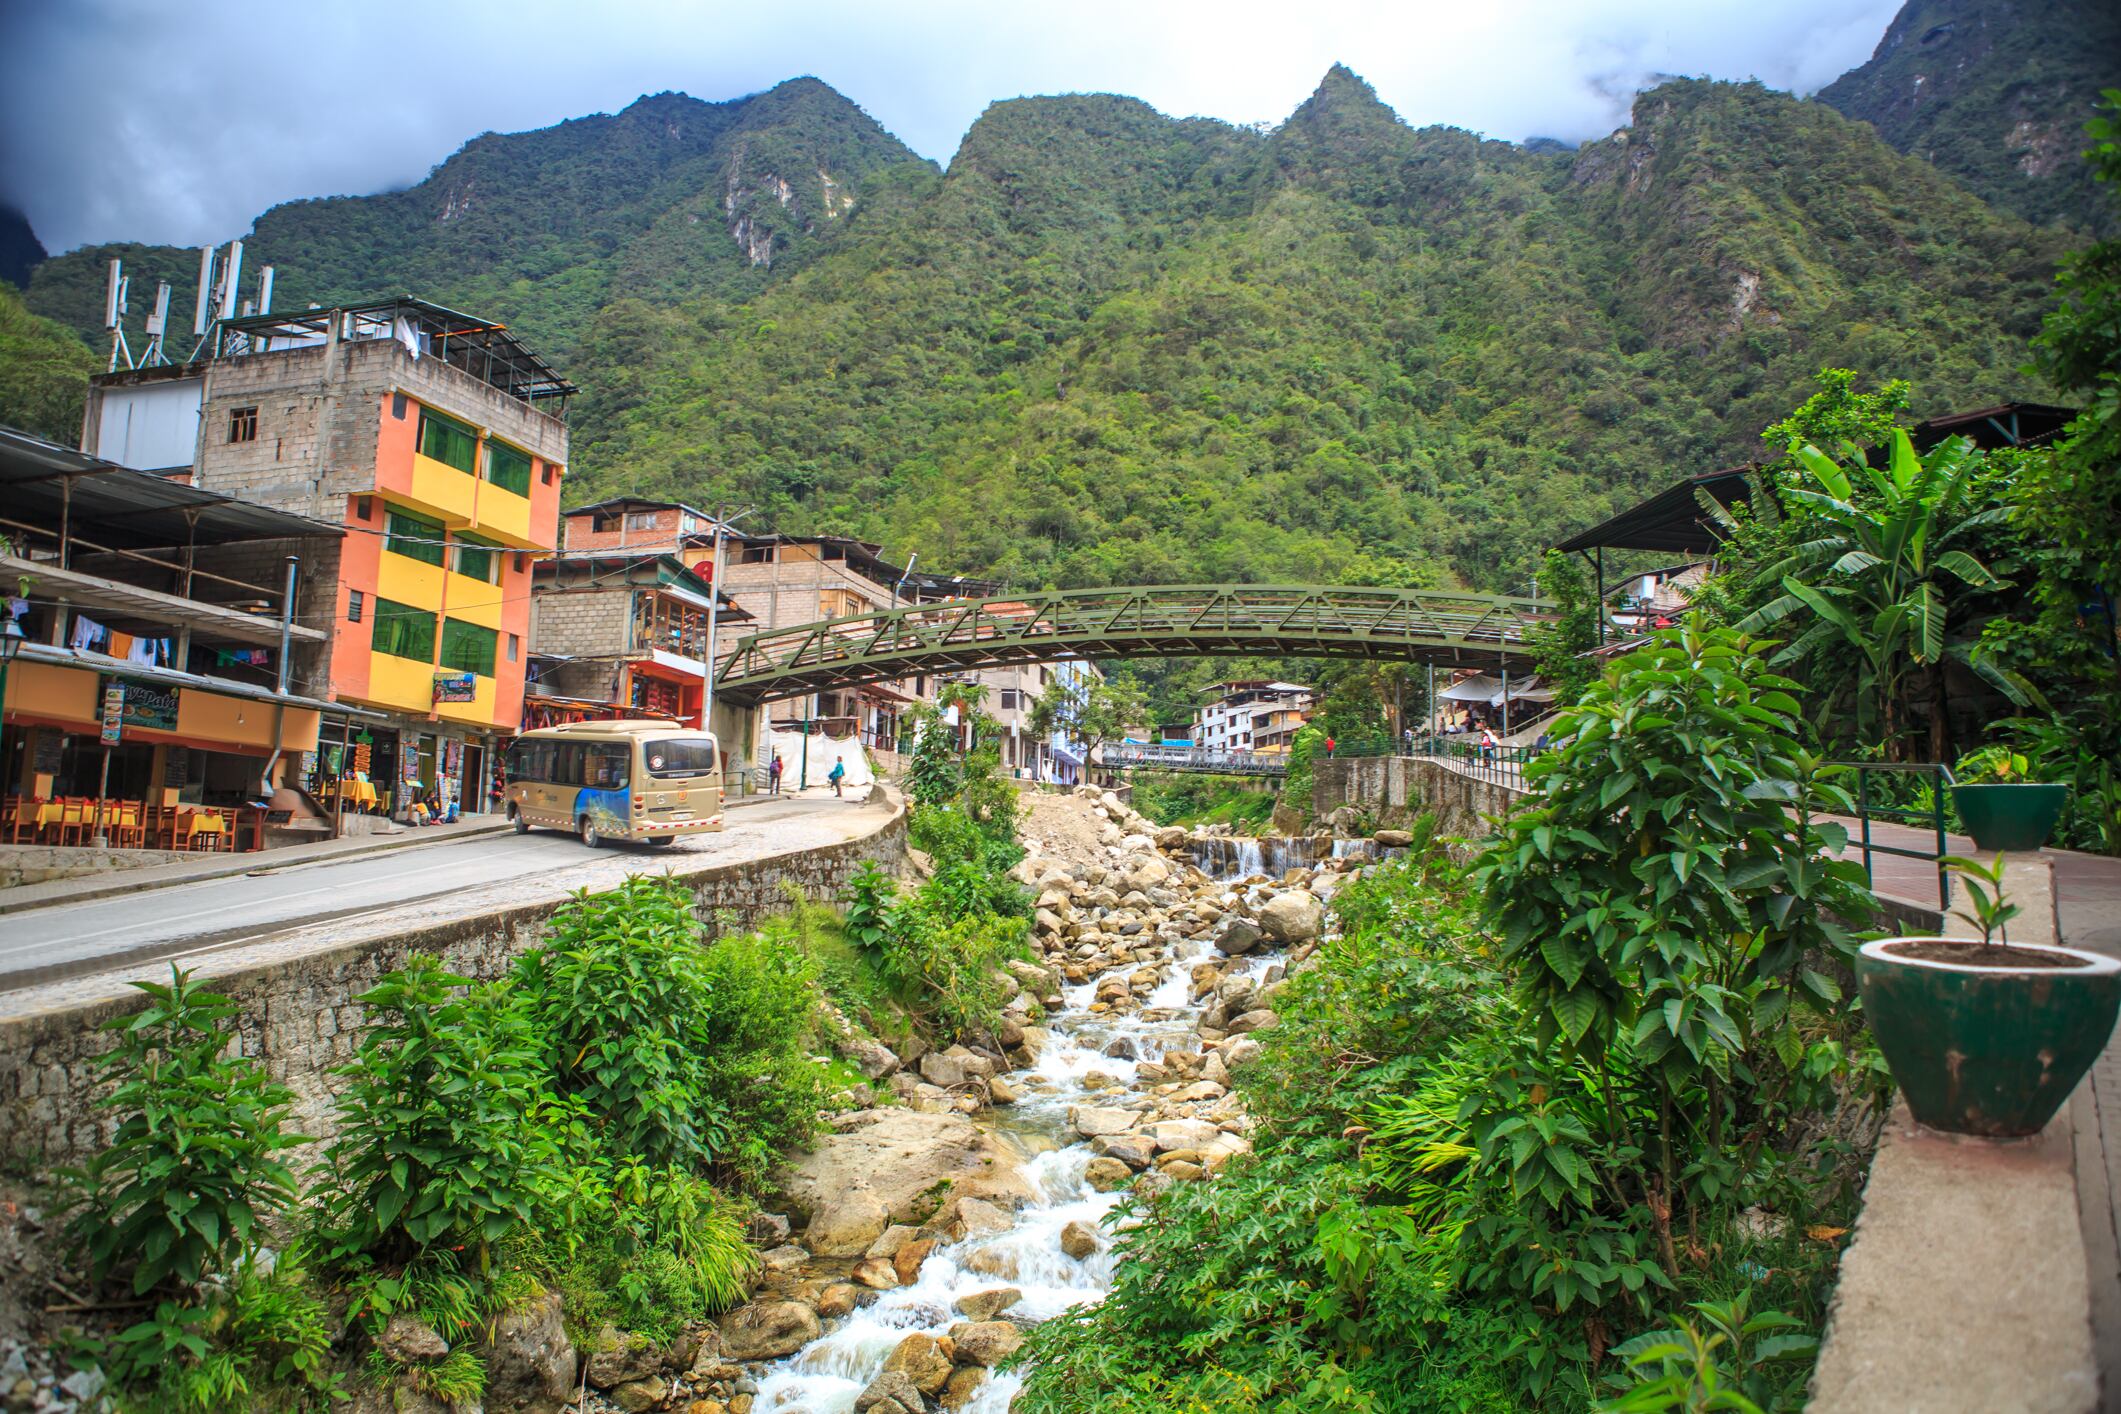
[163,746,190,787]
[33,730,63,775]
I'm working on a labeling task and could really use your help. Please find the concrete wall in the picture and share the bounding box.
[1310,755,1525,838]
[528,583,634,660]
[0,797,907,1168]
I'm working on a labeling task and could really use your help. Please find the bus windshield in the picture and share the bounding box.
[643,737,718,778]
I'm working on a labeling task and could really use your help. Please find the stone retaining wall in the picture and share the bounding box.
[0,798,906,1169]
[0,845,183,889]
[1310,756,1524,838]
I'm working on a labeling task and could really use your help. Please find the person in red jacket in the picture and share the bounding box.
[1325,735,1336,758]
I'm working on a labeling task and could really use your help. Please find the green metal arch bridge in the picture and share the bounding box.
[713,584,1546,704]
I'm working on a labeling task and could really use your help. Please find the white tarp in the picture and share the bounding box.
[1438,674,1503,703]
[765,728,874,791]
[1438,674,1550,707]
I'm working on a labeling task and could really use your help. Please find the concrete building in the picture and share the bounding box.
[0,427,351,849]
[971,658,1101,784]
[82,299,570,819]
[525,552,752,756]
[559,497,718,557]
[1195,681,1316,754]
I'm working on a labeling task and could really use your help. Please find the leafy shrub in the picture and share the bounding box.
[64,968,301,1296]
[838,865,1027,1042]
[518,1161,756,1343]
[691,927,835,1187]
[80,1264,342,1414]
[1601,1294,1816,1413]
[516,876,724,1167]
[308,955,573,1271]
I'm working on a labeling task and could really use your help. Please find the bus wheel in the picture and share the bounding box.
[508,804,529,835]
[579,816,602,849]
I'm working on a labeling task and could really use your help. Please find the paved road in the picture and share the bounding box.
[0,796,839,993]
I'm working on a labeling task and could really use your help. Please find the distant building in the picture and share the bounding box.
[560,497,718,556]
[82,298,571,817]
[711,533,1000,758]
[1195,681,1315,755]
[525,552,750,738]
[970,658,1102,784]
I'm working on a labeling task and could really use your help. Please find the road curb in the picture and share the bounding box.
[0,821,515,918]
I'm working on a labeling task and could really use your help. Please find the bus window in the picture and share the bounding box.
[586,743,629,788]
[644,737,717,777]
[552,742,584,786]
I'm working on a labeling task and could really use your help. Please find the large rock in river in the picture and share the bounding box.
[719,1300,820,1360]
[479,1289,576,1414]
[777,1109,1034,1224]
[1258,890,1324,945]
[807,1177,891,1256]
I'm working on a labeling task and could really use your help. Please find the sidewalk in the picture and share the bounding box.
[0,814,513,916]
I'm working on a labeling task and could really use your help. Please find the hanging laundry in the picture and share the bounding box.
[126,637,162,667]
[68,615,106,652]
[6,597,26,622]
[108,632,135,660]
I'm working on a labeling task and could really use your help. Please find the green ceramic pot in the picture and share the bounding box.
[1951,782,2068,853]
[1857,937,2121,1137]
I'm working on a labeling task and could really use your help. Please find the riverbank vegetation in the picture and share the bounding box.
[1130,773,1277,832]
[46,720,1045,1410]
[1015,628,1888,1411]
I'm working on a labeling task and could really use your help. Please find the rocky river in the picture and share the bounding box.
[630,787,1394,1414]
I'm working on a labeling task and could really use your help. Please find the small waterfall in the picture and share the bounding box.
[1188,834,1391,880]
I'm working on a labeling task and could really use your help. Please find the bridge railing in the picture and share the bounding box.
[1406,736,1550,791]
[1107,745,1290,776]
[715,584,1548,698]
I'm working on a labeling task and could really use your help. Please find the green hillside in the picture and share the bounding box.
[1818,0,2121,235]
[567,70,2068,591]
[22,78,930,362]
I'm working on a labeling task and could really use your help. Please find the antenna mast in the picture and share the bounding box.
[103,258,133,371]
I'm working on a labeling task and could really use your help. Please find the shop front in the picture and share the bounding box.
[1,655,328,852]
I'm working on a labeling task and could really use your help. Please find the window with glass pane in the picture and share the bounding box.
[453,532,502,583]
[418,408,478,473]
[485,441,532,497]
[584,744,629,788]
[439,618,497,677]
[372,599,436,662]
[385,508,445,566]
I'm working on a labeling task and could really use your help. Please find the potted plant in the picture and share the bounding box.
[1951,746,2069,852]
[1857,854,2121,1137]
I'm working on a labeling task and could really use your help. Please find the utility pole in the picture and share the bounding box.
[698,507,755,742]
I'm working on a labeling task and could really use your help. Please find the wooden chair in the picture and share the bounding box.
[58,797,90,847]
[4,797,34,845]
[112,800,145,850]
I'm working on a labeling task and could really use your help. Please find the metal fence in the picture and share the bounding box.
[1404,737,1548,791]
[1107,745,1290,776]
[1837,760,1954,907]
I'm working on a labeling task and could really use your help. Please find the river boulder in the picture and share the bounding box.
[479,1289,575,1414]
[949,1321,1025,1367]
[883,1332,955,1394]
[806,1178,891,1256]
[954,1287,1022,1321]
[776,1109,1034,1224]
[1258,890,1324,945]
[1216,918,1264,956]
[718,1301,819,1361]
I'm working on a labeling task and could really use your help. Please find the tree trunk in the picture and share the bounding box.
[1928,660,1952,765]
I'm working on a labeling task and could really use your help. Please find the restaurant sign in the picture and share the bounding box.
[432,672,477,704]
[100,678,180,742]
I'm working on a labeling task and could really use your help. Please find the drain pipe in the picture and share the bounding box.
[259,555,297,813]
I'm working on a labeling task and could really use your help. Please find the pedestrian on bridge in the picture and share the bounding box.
[829,755,847,798]
[769,753,784,795]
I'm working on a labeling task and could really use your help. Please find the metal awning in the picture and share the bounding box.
[1554,467,1757,555]
[16,641,353,716]
[2,556,324,648]
[0,425,345,551]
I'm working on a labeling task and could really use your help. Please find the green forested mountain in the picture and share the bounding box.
[0,284,100,443]
[0,205,44,289]
[8,49,2081,594]
[568,70,2068,590]
[1818,0,2120,235]
[22,78,929,362]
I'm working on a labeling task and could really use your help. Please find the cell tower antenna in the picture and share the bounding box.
[257,265,274,317]
[217,240,243,321]
[191,246,215,338]
[142,281,172,366]
[103,258,134,371]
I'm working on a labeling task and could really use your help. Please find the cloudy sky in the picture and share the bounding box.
[2,0,1901,255]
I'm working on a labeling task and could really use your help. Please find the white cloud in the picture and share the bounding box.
[0,0,1902,253]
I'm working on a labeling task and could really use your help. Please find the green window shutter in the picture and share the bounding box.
[485,441,532,497]
[417,408,478,473]
[452,531,503,584]
[385,508,445,567]
[372,599,436,662]
[439,619,498,677]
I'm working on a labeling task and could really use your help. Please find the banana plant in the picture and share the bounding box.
[1735,430,2013,760]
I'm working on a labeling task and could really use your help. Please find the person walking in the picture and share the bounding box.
[1324,735,1336,758]
[769,752,784,795]
[828,755,847,798]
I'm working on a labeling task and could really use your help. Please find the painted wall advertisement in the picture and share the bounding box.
[433,671,477,703]
[100,679,180,741]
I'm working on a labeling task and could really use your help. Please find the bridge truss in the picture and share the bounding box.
[714,584,1545,704]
